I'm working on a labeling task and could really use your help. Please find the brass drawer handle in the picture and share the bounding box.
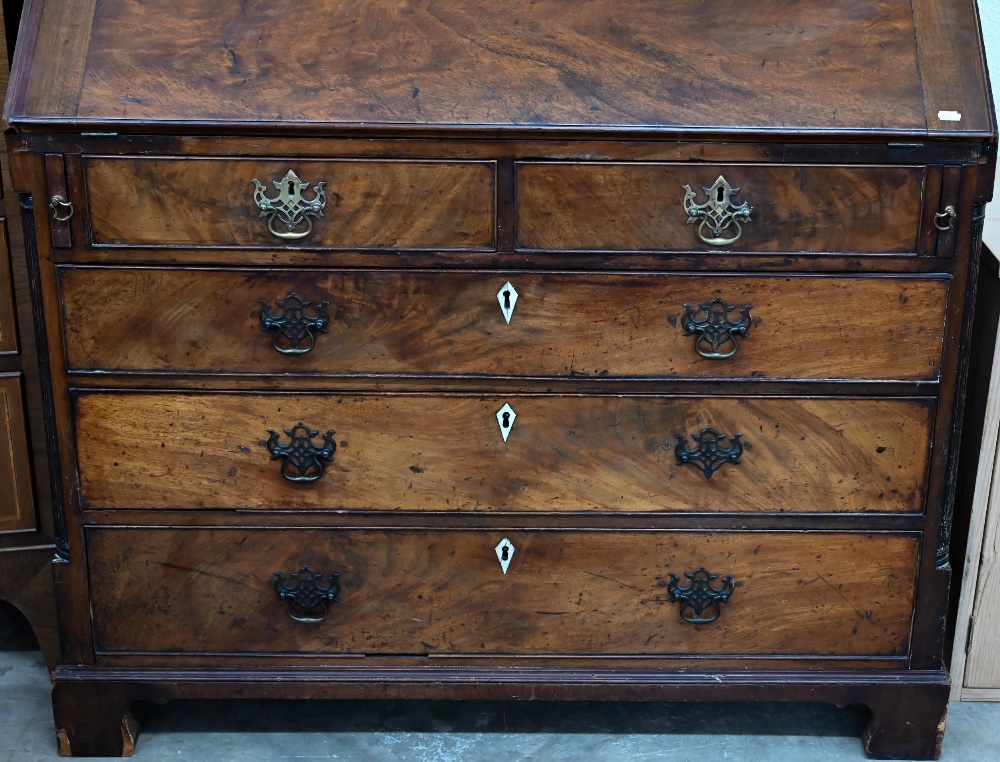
[673,427,744,478]
[49,194,74,222]
[934,205,957,231]
[252,169,327,240]
[264,422,337,482]
[259,293,330,355]
[682,175,752,246]
[681,298,752,359]
[667,567,736,624]
[274,566,341,623]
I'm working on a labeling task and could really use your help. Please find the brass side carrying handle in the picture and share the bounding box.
[666,567,737,624]
[49,194,74,222]
[934,205,957,231]
[273,566,340,623]
[263,422,336,482]
[259,293,330,355]
[682,175,752,246]
[252,169,327,240]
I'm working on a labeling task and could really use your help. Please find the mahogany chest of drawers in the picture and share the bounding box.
[4,0,996,757]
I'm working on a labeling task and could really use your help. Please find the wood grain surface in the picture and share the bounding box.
[11,0,939,133]
[517,163,924,253]
[86,527,919,657]
[84,157,496,249]
[60,269,949,381]
[74,393,934,513]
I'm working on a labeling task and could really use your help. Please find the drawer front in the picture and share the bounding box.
[60,268,948,382]
[87,528,919,657]
[75,393,933,513]
[0,375,37,532]
[516,163,924,253]
[84,157,496,249]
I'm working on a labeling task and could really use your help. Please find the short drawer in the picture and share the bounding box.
[60,268,948,382]
[516,163,925,253]
[75,393,933,513]
[87,527,919,657]
[83,157,496,249]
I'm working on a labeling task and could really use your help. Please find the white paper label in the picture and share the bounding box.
[938,110,963,122]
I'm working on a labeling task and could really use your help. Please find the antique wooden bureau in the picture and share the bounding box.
[3,0,996,757]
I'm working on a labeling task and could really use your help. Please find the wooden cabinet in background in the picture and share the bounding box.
[0,0,57,669]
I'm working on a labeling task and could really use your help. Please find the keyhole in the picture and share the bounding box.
[716,186,725,202]
[288,180,296,195]
[501,545,510,561]
[501,412,511,429]
[502,289,511,310]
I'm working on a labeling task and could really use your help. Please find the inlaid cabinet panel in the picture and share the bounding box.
[0,219,19,354]
[0,375,37,533]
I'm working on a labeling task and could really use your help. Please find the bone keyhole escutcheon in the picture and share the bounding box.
[496,403,517,442]
[497,282,518,324]
[495,538,515,574]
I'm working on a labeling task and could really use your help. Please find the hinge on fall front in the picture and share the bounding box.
[966,616,977,654]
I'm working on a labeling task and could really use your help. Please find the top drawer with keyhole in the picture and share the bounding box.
[516,162,931,254]
[82,156,497,250]
[59,267,948,382]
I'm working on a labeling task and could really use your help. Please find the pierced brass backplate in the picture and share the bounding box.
[252,169,327,240]
[682,175,752,246]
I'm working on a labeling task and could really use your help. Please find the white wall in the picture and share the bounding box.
[980,0,1000,249]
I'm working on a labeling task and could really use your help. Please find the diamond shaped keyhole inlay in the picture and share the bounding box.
[496,403,517,442]
[497,282,518,324]
[495,538,515,574]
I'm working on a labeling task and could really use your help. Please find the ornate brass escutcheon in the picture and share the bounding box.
[258,293,331,355]
[263,422,337,483]
[681,298,753,359]
[666,567,736,624]
[682,175,753,246]
[273,566,341,623]
[673,427,744,479]
[251,169,327,240]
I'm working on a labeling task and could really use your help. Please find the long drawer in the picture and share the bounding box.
[59,269,948,381]
[87,527,919,657]
[74,393,933,513]
[516,163,926,253]
[84,157,497,250]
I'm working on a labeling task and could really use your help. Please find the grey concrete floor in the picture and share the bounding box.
[3,607,1000,761]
